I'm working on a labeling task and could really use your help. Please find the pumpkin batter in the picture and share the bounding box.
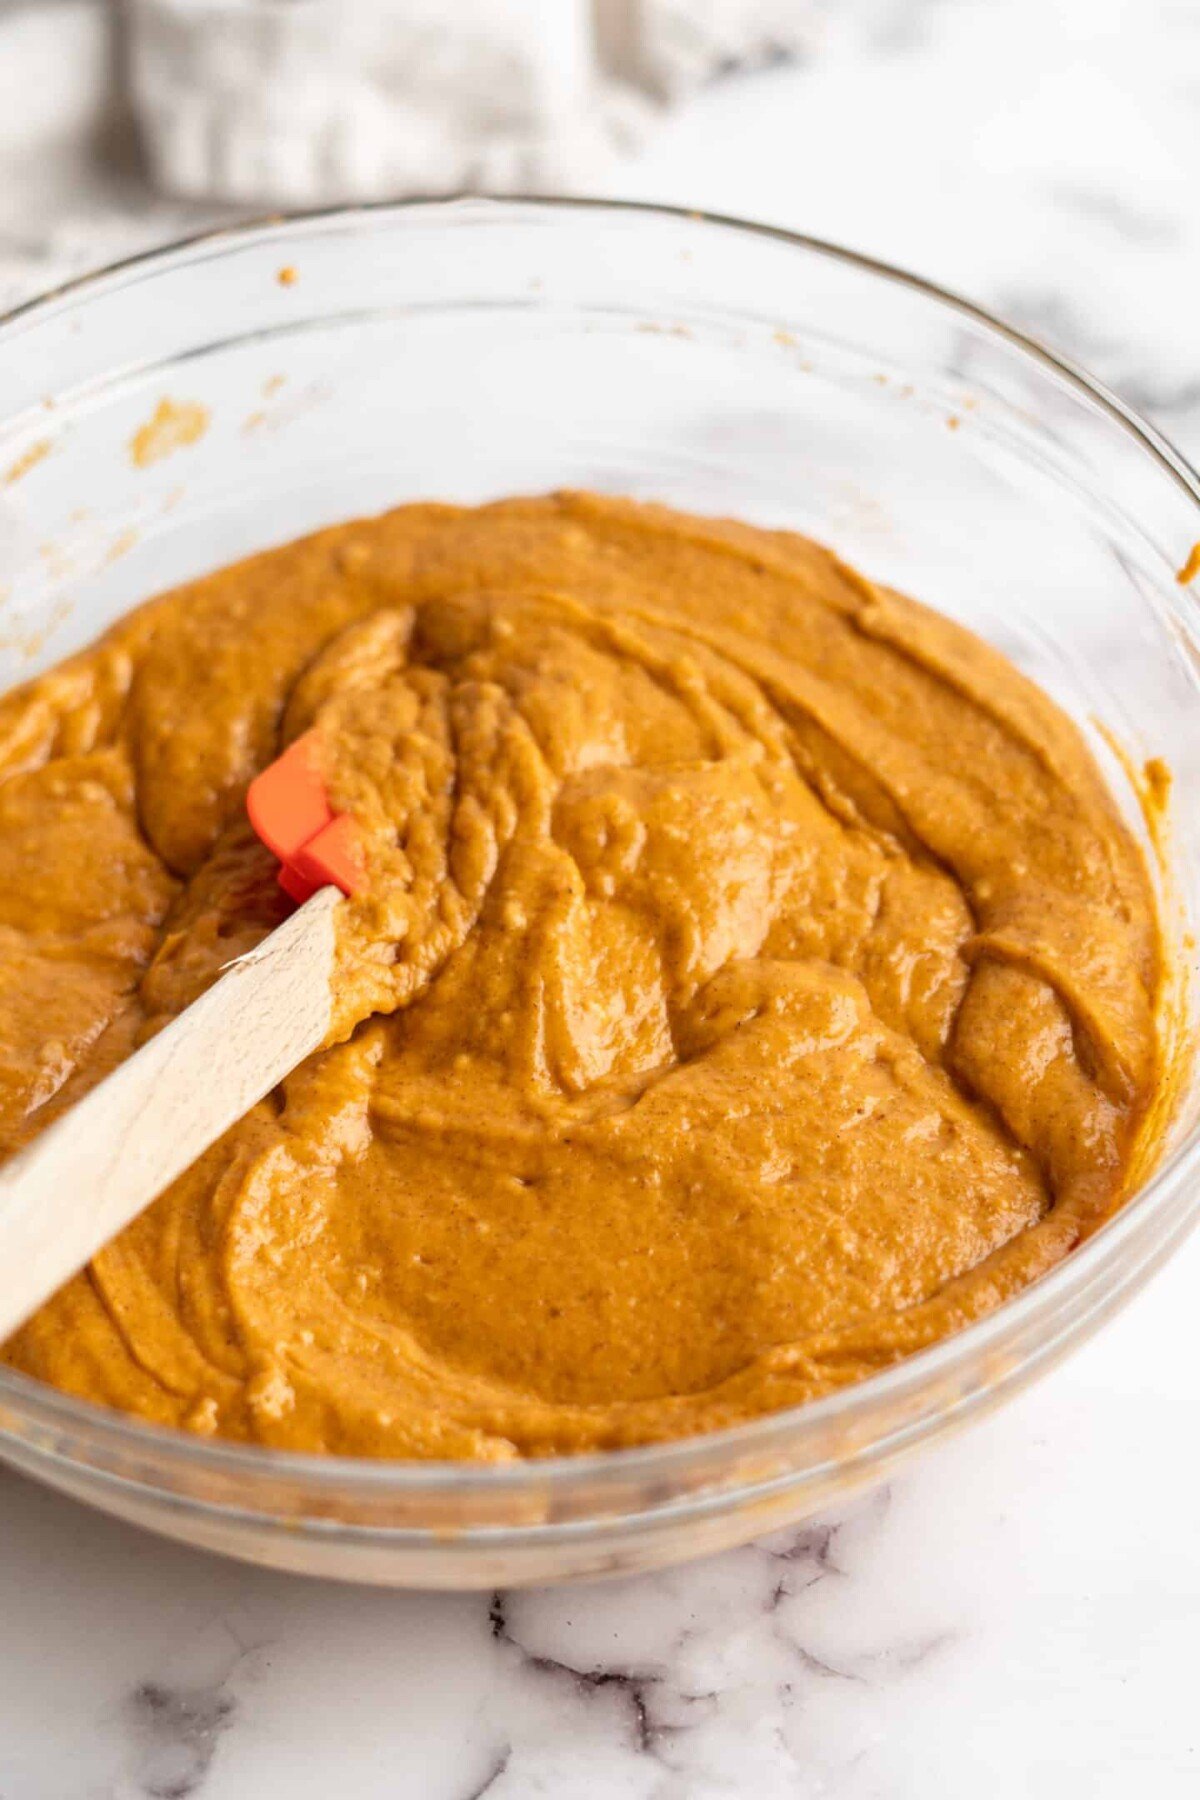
[0,494,1161,1458]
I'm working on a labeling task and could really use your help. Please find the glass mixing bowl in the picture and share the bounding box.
[0,197,1197,1588]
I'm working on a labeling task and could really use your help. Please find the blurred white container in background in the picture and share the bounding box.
[126,0,816,204]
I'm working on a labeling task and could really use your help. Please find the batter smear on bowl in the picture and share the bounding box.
[0,494,1162,1458]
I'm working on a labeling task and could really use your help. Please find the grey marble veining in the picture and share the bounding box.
[123,1678,240,1800]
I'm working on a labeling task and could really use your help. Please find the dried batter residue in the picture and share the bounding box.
[38,541,74,581]
[4,439,51,486]
[129,399,210,469]
[1094,721,1189,1194]
[0,595,73,664]
[104,528,140,567]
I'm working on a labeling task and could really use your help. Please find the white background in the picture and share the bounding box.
[1,2,1198,1794]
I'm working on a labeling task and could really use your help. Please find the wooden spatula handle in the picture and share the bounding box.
[0,886,339,1346]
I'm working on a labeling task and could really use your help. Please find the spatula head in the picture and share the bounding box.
[247,729,364,902]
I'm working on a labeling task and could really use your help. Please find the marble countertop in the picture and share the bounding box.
[2,2,1200,1795]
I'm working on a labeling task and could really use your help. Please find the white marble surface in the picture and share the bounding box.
[2,2,1200,1794]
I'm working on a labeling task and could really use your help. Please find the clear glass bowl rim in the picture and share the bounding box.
[0,191,1197,1506]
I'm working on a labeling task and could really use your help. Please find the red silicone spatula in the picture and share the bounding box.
[0,732,362,1343]
[246,728,364,904]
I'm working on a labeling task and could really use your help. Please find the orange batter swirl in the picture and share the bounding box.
[0,495,1162,1457]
